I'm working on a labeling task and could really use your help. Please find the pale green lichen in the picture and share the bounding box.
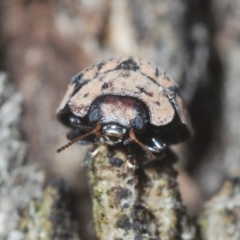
[19,187,53,240]
[19,182,80,240]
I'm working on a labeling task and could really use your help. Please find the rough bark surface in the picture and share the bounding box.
[142,161,196,239]
[0,74,80,240]
[199,178,240,240]
[86,145,157,240]
[86,145,197,240]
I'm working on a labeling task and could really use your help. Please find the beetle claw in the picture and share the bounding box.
[126,154,138,170]
[88,144,99,158]
[145,138,166,153]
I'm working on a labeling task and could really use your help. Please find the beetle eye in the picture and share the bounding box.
[134,115,144,130]
[89,108,100,123]
[69,116,81,127]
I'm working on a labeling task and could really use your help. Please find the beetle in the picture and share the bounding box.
[56,57,192,159]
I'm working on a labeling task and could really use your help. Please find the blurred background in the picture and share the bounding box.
[0,0,240,238]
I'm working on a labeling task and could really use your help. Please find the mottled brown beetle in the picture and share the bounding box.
[56,57,192,158]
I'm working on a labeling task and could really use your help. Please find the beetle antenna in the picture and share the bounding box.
[57,123,101,153]
[129,128,154,159]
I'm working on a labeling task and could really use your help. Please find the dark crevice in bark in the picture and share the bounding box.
[183,0,224,178]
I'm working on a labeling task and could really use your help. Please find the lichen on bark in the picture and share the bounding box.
[141,151,197,239]
[198,178,240,240]
[85,145,156,239]
[86,145,197,240]
[19,180,81,240]
[0,73,80,240]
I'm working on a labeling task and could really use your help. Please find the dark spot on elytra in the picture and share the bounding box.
[97,61,105,71]
[83,93,89,98]
[101,83,110,90]
[116,58,140,71]
[136,86,153,97]
[71,80,90,97]
[155,101,161,106]
[116,215,132,230]
[109,157,123,167]
[71,73,83,84]
[119,71,130,78]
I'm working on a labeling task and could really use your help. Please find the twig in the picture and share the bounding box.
[86,144,158,239]
[141,150,197,240]
[86,145,197,240]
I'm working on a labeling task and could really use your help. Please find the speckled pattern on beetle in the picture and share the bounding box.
[56,57,192,158]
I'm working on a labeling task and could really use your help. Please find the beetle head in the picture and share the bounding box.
[102,124,127,145]
[57,95,154,158]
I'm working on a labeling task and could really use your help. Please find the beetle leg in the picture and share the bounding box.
[88,133,104,157]
[88,142,99,157]
[145,138,166,153]
[126,158,137,170]
[76,125,93,131]
[129,128,154,160]
[69,116,93,131]
[126,145,138,170]
[123,137,133,145]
